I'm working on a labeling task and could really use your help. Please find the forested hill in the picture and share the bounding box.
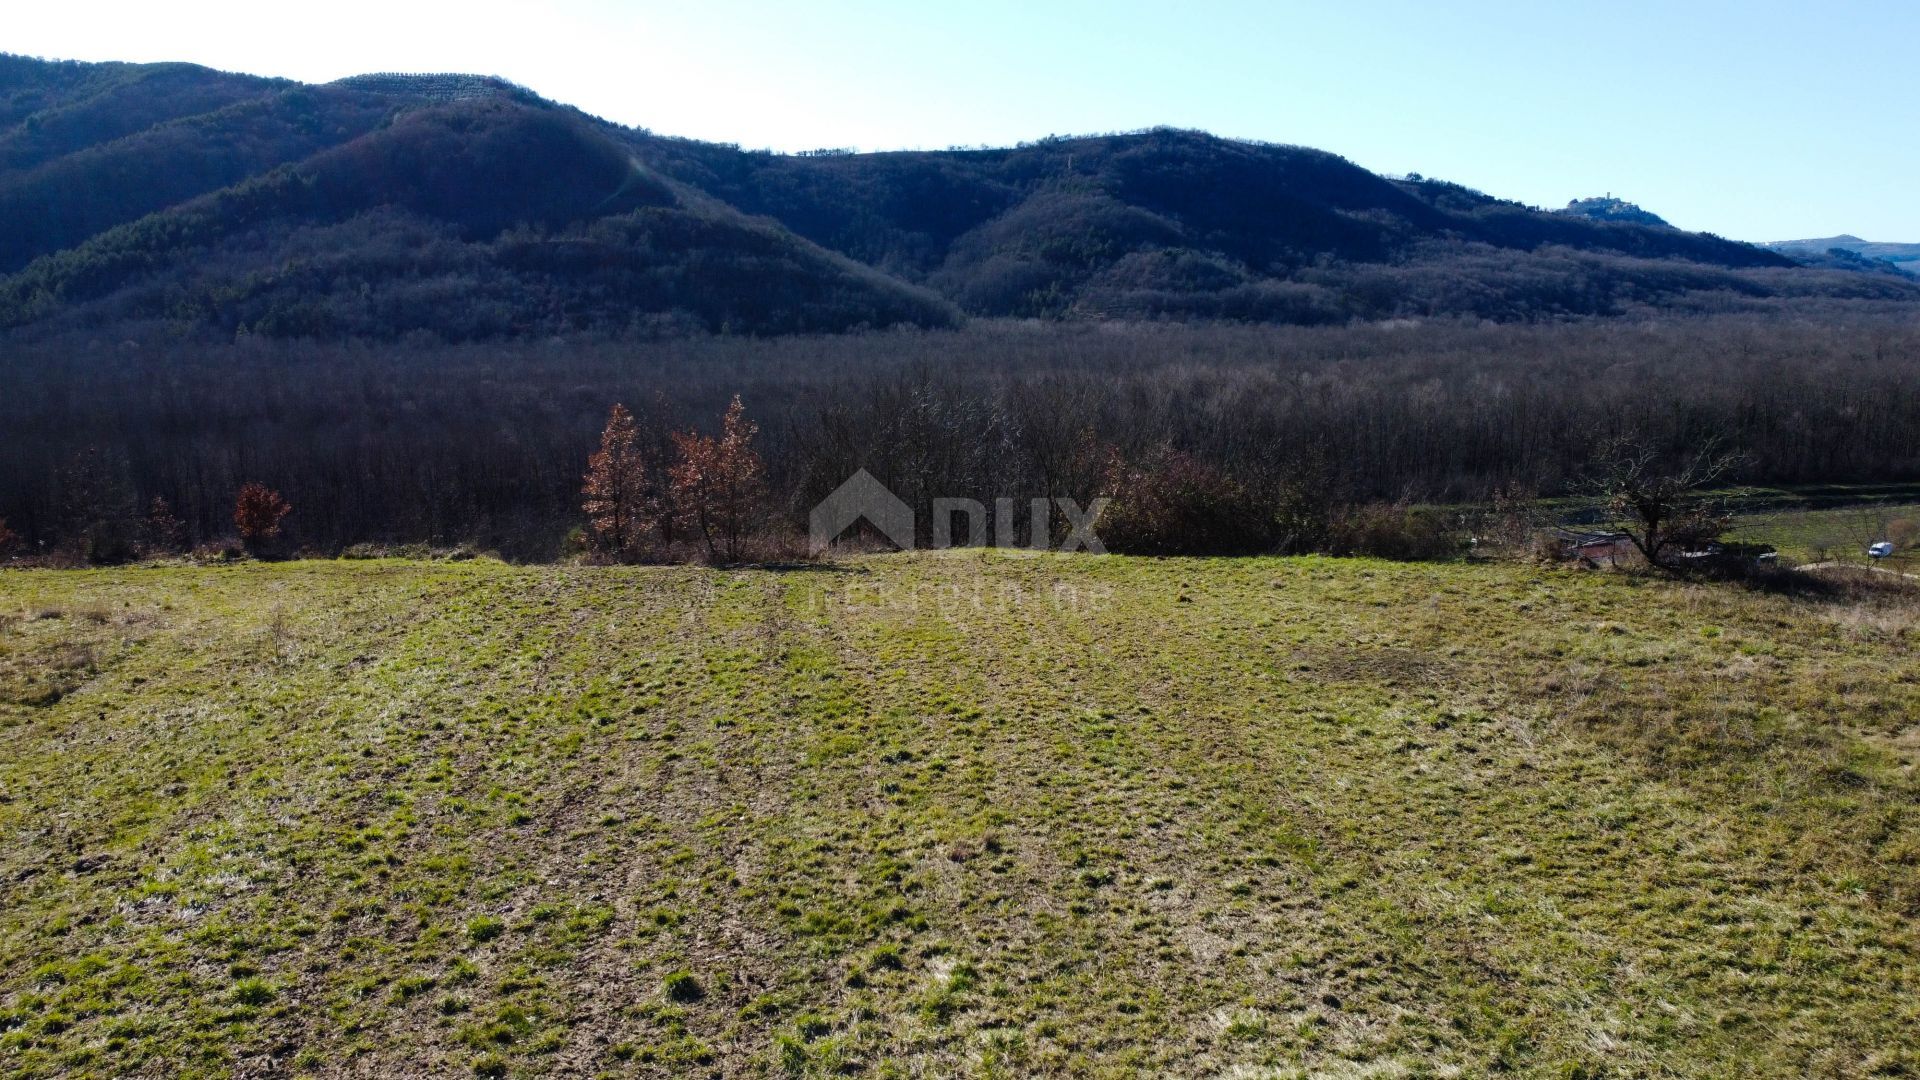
[3,54,1917,341]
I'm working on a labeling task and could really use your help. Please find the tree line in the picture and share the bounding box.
[2,313,1918,563]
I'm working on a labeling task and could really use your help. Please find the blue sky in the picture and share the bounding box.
[11,1,1917,240]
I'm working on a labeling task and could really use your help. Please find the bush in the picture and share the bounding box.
[1330,503,1462,561]
[190,539,247,564]
[1097,447,1277,556]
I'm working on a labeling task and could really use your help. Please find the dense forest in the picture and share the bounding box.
[4,56,1919,562]
[3,313,1918,560]
[4,54,1919,343]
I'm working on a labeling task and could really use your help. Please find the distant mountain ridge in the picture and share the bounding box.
[2,53,1916,341]
[1764,235,1920,277]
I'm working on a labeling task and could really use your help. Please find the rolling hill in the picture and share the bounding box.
[3,54,1918,341]
[1766,235,1920,277]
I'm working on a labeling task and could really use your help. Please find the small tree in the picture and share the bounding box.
[582,403,664,558]
[1591,436,1739,569]
[0,517,17,561]
[669,396,767,564]
[1833,506,1914,563]
[1479,480,1535,550]
[143,496,186,556]
[56,446,137,563]
[234,483,292,553]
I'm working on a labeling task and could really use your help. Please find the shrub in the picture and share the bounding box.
[191,539,247,563]
[1096,447,1276,556]
[0,517,15,560]
[1526,528,1571,564]
[1330,503,1463,561]
[142,497,185,556]
[1473,481,1543,557]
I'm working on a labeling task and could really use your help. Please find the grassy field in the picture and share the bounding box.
[1728,502,1919,570]
[2,554,1918,1078]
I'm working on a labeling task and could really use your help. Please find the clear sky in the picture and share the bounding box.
[9,1,1917,241]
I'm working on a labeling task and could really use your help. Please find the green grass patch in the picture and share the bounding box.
[0,555,1916,1075]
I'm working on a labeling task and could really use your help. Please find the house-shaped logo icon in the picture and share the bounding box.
[809,469,915,556]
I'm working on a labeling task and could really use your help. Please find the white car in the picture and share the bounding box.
[1868,541,1895,559]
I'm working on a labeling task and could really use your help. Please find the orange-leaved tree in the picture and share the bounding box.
[234,483,292,552]
[669,395,767,564]
[581,403,663,557]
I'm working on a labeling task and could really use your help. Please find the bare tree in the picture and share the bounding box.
[1831,506,1908,564]
[143,496,186,556]
[1590,436,1741,570]
[55,446,137,563]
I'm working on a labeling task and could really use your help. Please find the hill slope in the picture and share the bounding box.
[1557,195,1671,227]
[0,56,283,172]
[0,94,958,339]
[1767,235,1920,276]
[632,130,1884,322]
[2,555,1918,1075]
[3,54,1917,340]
